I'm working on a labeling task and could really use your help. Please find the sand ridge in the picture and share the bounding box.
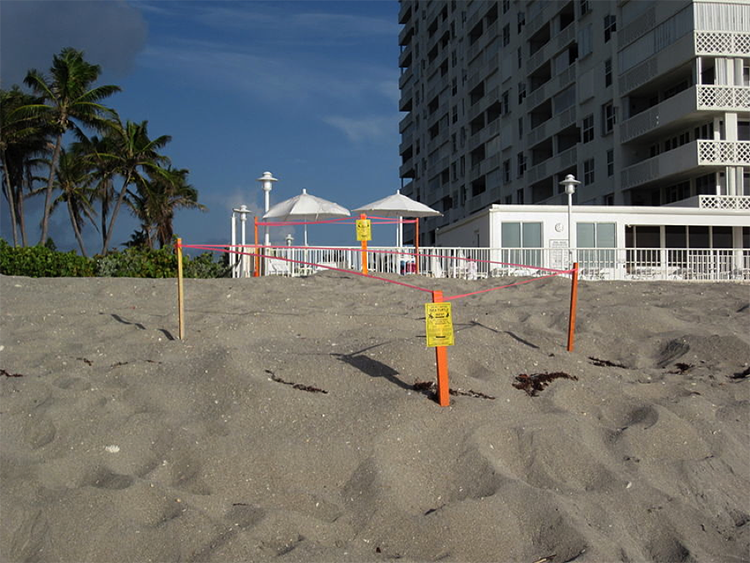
[1,272,748,562]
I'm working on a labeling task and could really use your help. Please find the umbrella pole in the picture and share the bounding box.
[254,217,260,277]
[415,218,420,275]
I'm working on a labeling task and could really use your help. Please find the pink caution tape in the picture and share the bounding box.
[180,243,575,301]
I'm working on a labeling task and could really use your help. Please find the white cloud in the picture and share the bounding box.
[193,5,399,39]
[140,41,398,109]
[322,114,398,144]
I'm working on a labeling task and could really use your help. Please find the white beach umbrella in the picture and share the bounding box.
[263,188,350,246]
[353,189,442,246]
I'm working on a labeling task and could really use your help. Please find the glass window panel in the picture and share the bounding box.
[522,222,542,247]
[502,222,521,247]
[712,226,732,248]
[597,223,616,247]
[577,223,596,247]
[689,226,710,248]
[665,226,687,248]
[635,226,660,247]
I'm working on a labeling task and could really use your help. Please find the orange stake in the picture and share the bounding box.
[360,213,368,276]
[176,238,185,340]
[253,216,260,277]
[567,262,579,352]
[432,290,450,407]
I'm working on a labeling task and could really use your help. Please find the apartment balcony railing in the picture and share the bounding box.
[618,3,655,49]
[620,140,750,190]
[698,195,750,210]
[621,85,750,143]
[398,67,414,89]
[398,0,413,25]
[695,31,750,56]
[399,113,413,134]
[526,146,577,184]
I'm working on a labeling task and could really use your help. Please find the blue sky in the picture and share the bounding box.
[1,0,403,251]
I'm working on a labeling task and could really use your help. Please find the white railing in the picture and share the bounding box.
[252,246,750,282]
[698,195,750,210]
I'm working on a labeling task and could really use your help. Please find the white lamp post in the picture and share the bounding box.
[257,171,278,247]
[560,174,581,267]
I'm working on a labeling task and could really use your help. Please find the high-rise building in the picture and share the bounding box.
[397,0,750,245]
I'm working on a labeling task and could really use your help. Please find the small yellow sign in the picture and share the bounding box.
[425,302,455,347]
[356,219,372,241]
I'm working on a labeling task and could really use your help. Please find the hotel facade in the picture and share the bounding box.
[397,0,750,252]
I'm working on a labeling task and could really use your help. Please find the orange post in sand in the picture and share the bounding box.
[360,214,369,276]
[176,238,185,340]
[253,216,260,277]
[414,218,420,275]
[567,262,579,352]
[432,290,450,407]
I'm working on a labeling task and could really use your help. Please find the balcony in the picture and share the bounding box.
[694,31,750,57]
[399,113,413,134]
[398,0,413,25]
[621,140,750,190]
[698,195,750,210]
[526,146,577,184]
[621,85,750,143]
[399,67,414,89]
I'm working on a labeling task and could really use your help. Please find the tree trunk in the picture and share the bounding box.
[39,134,63,245]
[20,165,31,246]
[102,174,131,253]
[1,153,19,247]
[67,199,88,257]
[99,178,111,255]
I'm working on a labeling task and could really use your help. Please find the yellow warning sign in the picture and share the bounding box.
[356,219,372,241]
[425,302,454,347]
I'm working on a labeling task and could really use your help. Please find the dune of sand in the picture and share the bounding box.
[1,272,748,562]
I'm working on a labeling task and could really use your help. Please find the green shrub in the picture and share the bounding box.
[0,239,95,277]
[0,239,229,279]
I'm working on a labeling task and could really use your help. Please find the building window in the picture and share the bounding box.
[503,0,510,14]
[582,114,594,143]
[602,102,616,134]
[503,24,511,47]
[452,78,458,96]
[604,14,617,43]
[578,222,616,266]
[604,193,614,205]
[517,11,525,33]
[516,189,525,204]
[518,82,526,104]
[607,149,614,177]
[518,117,524,139]
[584,158,595,184]
[502,90,510,114]
[578,222,615,248]
[517,47,522,69]
[452,105,458,124]
[580,0,590,16]
[517,152,527,178]
[604,58,612,87]
[504,195,513,204]
[503,159,511,183]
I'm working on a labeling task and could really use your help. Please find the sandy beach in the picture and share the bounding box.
[1,271,748,563]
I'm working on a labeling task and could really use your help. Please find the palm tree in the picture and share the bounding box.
[0,87,49,246]
[52,148,97,256]
[96,118,171,253]
[21,47,120,245]
[74,134,118,253]
[127,166,205,248]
